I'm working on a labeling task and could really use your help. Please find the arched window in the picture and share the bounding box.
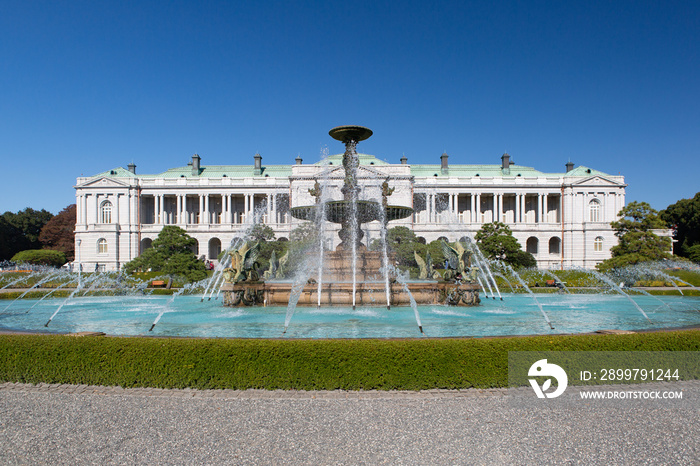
[100,201,113,224]
[140,238,152,254]
[589,199,601,222]
[594,236,604,252]
[526,237,538,254]
[549,237,561,255]
[208,238,222,260]
[97,238,108,254]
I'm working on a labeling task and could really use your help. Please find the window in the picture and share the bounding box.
[526,237,538,255]
[589,199,601,222]
[594,237,604,252]
[100,201,113,223]
[97,238,108,254]
[549,237,561,255]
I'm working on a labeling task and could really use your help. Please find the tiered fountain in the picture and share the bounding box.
[220,125,481,308]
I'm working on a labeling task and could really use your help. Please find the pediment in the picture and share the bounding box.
[315,164,387,179]
[571,176,621,187]
[77,176,130,189]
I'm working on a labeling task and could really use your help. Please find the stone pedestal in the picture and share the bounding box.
[222,281,480,307]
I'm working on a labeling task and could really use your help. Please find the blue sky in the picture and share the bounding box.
[2,0,698,214]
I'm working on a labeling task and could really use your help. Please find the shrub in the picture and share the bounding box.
[11,249,66,267]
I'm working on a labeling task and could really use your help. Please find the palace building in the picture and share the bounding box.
[74,151,626,272]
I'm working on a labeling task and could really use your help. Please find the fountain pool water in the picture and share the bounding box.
[1,293,698,338]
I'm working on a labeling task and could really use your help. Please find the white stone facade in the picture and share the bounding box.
[74,153,626,272]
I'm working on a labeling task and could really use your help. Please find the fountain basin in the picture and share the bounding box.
[329,125,373,142]
[291,202,413,224]
[2,294,698,338]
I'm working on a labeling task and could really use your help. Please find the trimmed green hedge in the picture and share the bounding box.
[0,331,698,390]
[11,250,66,267]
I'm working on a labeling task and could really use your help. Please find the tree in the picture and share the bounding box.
[597,201,672,271]
[370,226,426,267]
[290,222,318,243]
[475,222,535,268]
[39,204,76,261]
[249,223,276,242]
[123,226,207,282]
[0,208,54,260]
[688,244,700,264]
[0,216,25,261]
[660,192,700,257]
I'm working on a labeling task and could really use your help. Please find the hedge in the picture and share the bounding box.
[10,250,67,267]
[0,331,697,390]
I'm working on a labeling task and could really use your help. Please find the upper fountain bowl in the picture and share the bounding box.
[329,125,373,143]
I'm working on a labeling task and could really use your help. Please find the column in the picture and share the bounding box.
[423,193,429,224]
[542,194,547,223]
[80,194,87,224]
[114,194,120,225]
[197,195,203,224]
[469,194,475,223]
[424,193,430,223]
[496,194,502,222]
[448,193,453,217]
[204,194,210,224]
[94,194,100,224]
[475,193,481,223]
[153,195,159,224]
[431,193,436,222]
[267,193,272,223]
[271,193,277,224]
[228,194,233,223]
[76,195,82,225]
[159,195,165,224]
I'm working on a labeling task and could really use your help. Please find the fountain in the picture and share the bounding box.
[0,258,699,338]
[220,126,481,309]
[0,125,699,338]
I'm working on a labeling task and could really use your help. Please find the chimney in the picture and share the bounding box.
[295,155,303,165]
[254,153,262,175]
[440,152,448,174]
[127,163,136,174]
[501,153,510,175]
[400,155,407,164]
[566,161,574,172]
[191,154,201,176]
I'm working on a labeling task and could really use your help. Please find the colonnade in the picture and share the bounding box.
[417,191,560,224]
[146,192,287,225]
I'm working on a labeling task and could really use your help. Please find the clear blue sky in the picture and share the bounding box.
[2,0,698,214]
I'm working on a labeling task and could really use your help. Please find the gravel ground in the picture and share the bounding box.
[0,382,698,465]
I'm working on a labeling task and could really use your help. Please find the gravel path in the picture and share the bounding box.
[1,382,698,465]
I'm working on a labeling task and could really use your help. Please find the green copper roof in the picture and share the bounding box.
[409,164,548,178]
[94,167,138,178]
[89,155,612,180]
[155,165,294,178]
[564,165,610,177]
